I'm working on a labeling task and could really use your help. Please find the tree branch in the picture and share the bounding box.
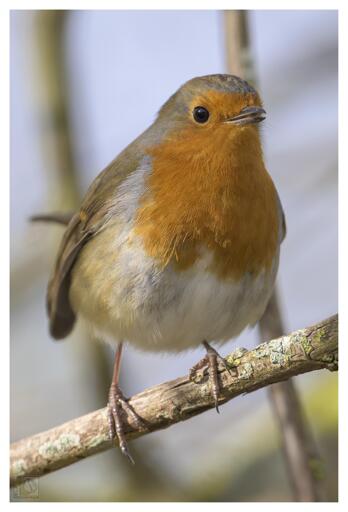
[10,315,338,488]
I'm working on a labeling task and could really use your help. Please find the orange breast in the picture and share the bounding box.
[134,122,279,281]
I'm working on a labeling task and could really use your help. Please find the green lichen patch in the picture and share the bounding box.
[299,330,314,357]
[267,338,289,367]
[88,435,107,449]
[269,351,288,366]
[237,362,254,379]
[190,370,206,384]
[309,326,328,348]
[226,347,247,367]
[253,344,270,359]
[38,433,80,459]
[12,458,27,477]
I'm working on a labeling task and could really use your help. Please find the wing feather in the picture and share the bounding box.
[46,150,141,339]
[276,189,286,243]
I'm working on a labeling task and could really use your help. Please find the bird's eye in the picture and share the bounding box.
[193,106,210,124]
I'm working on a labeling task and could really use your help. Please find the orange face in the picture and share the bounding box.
[153,90,267,170]
[134,89,279,281]
[188,89,263,127]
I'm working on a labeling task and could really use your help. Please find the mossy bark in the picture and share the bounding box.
[10,314,338,487]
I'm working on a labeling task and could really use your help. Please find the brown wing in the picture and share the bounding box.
[46,213,90,339]
[280,207,287,243]
[47,146,142,339]
[276,189,286,243]
[47,175,109,339]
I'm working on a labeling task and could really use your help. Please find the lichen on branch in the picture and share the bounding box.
[10,314,338,487]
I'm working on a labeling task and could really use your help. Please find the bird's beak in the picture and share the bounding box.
[224,106,266,126]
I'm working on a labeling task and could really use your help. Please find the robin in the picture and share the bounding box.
[46,74,286,463]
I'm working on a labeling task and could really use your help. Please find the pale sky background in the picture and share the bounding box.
[10,10,338,501]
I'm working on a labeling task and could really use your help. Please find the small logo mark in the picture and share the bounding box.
[11,477,39,500]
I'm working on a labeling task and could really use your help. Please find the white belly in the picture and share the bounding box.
[70,223,279,352]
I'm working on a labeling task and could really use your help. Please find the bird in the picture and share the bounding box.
[45,74,286,464]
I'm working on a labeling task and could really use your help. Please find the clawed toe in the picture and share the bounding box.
[190,341,233,413]
[189,355,209,380]
[107,383,146,464]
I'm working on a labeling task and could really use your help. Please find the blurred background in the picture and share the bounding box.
[10,10,338,502]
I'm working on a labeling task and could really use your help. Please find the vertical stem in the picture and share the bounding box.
[33,8,113,399]
[34,11,81,211]
[224,10,253,82]
[259,293,326,501]
[223,10,326,501]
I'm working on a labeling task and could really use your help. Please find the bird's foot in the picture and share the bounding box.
[107,383,146,464]
[189,341,234,413]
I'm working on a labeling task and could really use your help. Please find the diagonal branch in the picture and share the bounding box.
[10,314,338,488]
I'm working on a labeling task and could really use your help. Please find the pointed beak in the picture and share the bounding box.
[224,106,266,126]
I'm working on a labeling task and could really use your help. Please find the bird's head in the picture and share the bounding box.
[154,74,265,154]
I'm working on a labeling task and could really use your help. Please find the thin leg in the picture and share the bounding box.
[190,341,234,413]
[107,343,145,464]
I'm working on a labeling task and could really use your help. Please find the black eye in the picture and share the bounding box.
[193,106,210,123]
